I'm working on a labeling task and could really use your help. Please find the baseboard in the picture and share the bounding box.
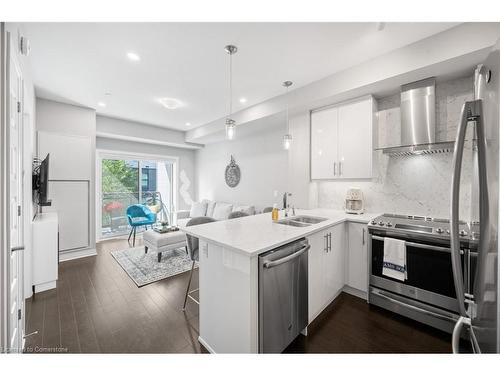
[34,280,56,293]
[198,336,216,354]
[59,248,97,262]
[343,285,368,301]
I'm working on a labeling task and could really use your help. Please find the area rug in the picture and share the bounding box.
[111,246,195,287]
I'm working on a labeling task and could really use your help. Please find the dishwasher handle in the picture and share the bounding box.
[263,244,310,269]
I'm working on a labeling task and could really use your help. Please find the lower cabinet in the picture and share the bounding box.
[347,222,369,294]
[307,223,345,323]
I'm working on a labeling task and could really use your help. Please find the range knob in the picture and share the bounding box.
[446,229,450,234]
[435,227,444,234]
[370,220,377,225]
[459,230,468,237]
[386,222,393,227]
[378,221,385,226]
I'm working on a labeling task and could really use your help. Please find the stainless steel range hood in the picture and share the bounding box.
[377,77,454,156]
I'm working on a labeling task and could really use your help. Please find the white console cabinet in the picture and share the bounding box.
[32,212,59,293]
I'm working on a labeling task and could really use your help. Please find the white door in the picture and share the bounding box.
[7,35,25,353]
[347,222,368,293]
[337,98,373,179]
[311,107,338,179]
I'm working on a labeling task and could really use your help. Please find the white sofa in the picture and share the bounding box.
[175,199,256,227]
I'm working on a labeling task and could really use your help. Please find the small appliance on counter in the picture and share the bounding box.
[345,187,364,214]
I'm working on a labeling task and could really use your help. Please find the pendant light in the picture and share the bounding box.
[282,80,293,150]
[224,45,237,140]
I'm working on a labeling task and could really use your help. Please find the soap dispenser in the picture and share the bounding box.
[272,204,279,222]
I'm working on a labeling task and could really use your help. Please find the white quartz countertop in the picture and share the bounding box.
[180,209,380,257]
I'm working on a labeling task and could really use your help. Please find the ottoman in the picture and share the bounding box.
[143,230,187,262]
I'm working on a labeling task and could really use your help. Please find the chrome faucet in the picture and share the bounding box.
[283,192,292,217]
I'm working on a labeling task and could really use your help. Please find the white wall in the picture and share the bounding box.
[96,137,197,211]
[195,120,289,210]
[35,98,97,253]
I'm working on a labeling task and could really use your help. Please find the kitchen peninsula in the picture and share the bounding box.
[181,209,379,353]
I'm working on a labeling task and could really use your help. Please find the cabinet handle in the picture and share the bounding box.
[362,228,365,245]
[324,234,328,252]
[11,245,25,252]
[328,233,332,252]
[339,161,342,176]
[333,162,336,176]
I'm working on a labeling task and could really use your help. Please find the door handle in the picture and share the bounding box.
[452,316,470,354]
[263,244,310,268]
[11,246,25,252]
[450,100,483,318]
[372,289,456,323]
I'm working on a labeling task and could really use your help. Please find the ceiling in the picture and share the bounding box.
[23,22,459,131]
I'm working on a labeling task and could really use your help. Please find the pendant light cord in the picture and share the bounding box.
[286,84,289,134]
[229,52,233,118]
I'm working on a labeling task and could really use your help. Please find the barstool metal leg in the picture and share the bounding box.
[183,260,196,311]
[133,227,137,247]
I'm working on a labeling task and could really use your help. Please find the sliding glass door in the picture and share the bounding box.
[100,155,175,238]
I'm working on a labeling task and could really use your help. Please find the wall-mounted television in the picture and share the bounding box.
[33,153,51,208]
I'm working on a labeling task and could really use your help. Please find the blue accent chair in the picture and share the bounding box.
[126,204,156,246]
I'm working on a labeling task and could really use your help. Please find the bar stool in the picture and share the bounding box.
[183,216,216,311]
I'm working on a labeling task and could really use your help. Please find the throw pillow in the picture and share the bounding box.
[212,202,233,220]
[190,201,208,218]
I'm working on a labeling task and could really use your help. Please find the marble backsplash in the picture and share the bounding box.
[315,75,475,220]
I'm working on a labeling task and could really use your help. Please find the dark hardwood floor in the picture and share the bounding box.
[285,293,451,353]
[25,237,451,354]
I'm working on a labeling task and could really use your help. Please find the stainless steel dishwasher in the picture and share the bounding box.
[259,237,309,353]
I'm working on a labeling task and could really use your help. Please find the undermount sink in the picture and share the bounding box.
[290,215,328,224]
[276,215,328,227]
[276,219,311,227]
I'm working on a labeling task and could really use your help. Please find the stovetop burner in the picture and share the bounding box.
[368,213,476,244]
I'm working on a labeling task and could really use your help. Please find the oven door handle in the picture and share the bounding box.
[372,289,456,322]
[371,235,463,254]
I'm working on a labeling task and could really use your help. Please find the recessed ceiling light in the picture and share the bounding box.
[239,97,247,103]
[97,102,106,107]
[185,122,191,126]
[158,97,184,110]
[126,52,140,61]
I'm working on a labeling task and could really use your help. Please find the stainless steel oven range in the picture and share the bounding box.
[368,213,478,333]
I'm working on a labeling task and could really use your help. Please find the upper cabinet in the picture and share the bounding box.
[311,96,375,180]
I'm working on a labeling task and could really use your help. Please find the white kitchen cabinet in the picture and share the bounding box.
[326,223,345,301]
[310,96,374,180]
[347,222,368,294]
[310,107,339,179]
[337,99,373,179]
[307,227,328,321]
[307,223,345,323]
